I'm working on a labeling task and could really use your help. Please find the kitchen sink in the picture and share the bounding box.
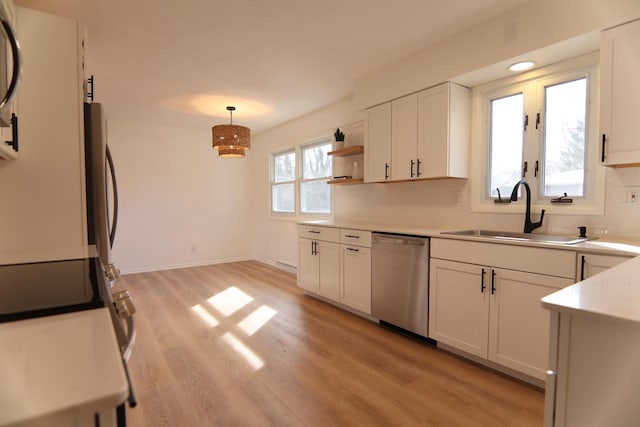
[441,229,594,245]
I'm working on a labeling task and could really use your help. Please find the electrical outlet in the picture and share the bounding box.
[630,191,639,203]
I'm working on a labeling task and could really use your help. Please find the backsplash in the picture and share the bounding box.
[333,166,640,239]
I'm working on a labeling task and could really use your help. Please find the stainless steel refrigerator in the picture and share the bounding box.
[84,101,121,284]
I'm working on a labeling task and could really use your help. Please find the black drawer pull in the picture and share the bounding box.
[344,234,360,238]
[308,230,320,234]
[346,247,360,252]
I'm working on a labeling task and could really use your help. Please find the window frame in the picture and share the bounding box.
[470,52,605,216]
[269,135,334,219]
[270,147,297,215]
[300,137,334,215]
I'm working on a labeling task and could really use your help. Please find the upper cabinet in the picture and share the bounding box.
[418,83,469,179]
[364,102,392,182]
[391,93,418,181]
[364,82,470,183]
[600,19,640,167]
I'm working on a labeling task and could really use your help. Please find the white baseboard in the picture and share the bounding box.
[120,256,253,275]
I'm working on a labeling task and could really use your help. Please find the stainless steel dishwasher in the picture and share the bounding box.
[371,233,429,337]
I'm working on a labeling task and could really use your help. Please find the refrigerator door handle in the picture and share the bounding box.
[106,144,119,248]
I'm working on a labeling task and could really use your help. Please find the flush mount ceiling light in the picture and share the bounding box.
[212,106,251,158]
[508,61,536,72]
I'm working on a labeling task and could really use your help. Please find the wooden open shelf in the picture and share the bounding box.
[327,145,364,157]
[327,178,364,185]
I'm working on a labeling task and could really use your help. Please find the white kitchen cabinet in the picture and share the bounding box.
[488,268,571,379]
[576,252,631,280]
[340,243,371,314]
[429,238,574,380]
[1,8,86,254]
[391,93,418,181]
[297,237,340,300]
[417,82,469,179]
[429,259,488,357]
[600,19,640,166]
[298,225,372,315]
[364,102,392,182]
[364,82,469,183]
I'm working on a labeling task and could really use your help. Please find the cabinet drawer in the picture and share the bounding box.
[297,225,340,243]
[431,238,575,279]
[340,229,372,247]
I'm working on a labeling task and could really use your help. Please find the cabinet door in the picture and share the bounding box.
[364,102,392,182]
[576,253,631,280]
[488,268,571,380]
[317,240,340,301]
[417,83,448,179]
[429,259,489,358]
[391,93,418,181]
[297,238,318,292]
[600,19,640,166]
[417,82,470,178]
[340,245,372,314]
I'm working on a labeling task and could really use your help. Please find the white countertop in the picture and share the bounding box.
[299,220,640,257]
[0,308,128,426]
[542,255,640,326]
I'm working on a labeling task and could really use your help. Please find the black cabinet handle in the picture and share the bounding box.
[384,163,389,180]
[5,112,17,151]
[481,268,486,293]
[308,230,320,234]
[346,247,359,252]
[601,134,606,163]
[410,159,415,178]
[344,234,360,239]
[522,161,528,178]
[491,270,496,295]
[534,160,539,178]
[416,159,421,177]
[580,255,586,281]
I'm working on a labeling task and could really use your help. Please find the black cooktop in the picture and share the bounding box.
[0,257,107,323]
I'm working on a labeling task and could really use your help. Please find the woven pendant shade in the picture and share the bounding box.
[212,106,251,158]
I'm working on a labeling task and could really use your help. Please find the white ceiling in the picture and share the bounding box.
[15,0,531,134]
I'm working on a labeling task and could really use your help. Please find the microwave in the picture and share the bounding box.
[0,0,19,149]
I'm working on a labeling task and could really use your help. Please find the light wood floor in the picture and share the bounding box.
[116,260,543,426]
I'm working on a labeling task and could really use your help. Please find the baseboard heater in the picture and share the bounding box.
[274,260,296,274]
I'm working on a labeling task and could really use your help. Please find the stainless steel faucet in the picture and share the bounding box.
[510,179,545,233]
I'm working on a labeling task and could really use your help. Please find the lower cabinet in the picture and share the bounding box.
[297,226,372,315]
[298,238,340,300]
[340,244,371,313]
[429,241,574,381]
[429,239,575,380]
[576,252,631,280]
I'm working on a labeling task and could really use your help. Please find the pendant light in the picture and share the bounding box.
[212,106,251,158]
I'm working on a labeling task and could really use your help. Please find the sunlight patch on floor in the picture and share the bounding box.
[190,304,220,328]
[237,305,277,336]
[222,332,264,370]
[207,286,254,316]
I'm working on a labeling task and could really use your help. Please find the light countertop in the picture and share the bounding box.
[0,308,128,426]
[542,255,640,326]
[298,220,640,257]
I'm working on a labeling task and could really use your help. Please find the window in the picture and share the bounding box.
[471,54,604,215]
[301,140,332,214]
[271,149,295,213]
[270,137,333,216]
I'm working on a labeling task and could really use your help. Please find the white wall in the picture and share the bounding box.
[355,0,640,109]
[250,97,361,267]
[107,120,253,273]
